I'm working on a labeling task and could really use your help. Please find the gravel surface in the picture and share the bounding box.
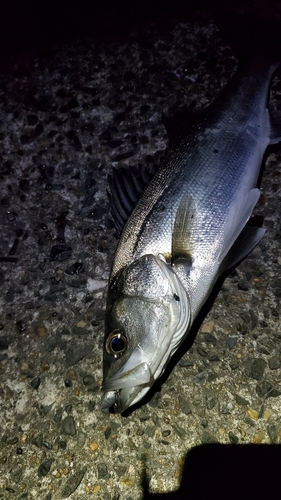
[1,2,281,499]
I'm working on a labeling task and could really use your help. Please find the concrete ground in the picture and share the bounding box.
[0,1,281,498]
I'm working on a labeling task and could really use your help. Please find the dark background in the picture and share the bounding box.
[0,0,260,61]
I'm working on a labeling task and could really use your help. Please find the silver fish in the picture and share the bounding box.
[101,15,281,413]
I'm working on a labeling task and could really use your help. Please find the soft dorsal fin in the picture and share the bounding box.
[162,107,201,145]
[107,164,157,235]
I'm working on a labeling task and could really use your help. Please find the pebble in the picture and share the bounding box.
[61,466,87,498]
[90,442,99,451]
[235,394,249,406]
[256,380,273,397]
[246,408,258,420]
[65,344,93,366]
[31,377,41,390]
[200,320,215,333]
[178,396,192,416]
[226,337,238,349]
[267,424,278,443]
[201,432,218,444]
[268,356,281,370]
[0,337,8,350]
[253,431,265,444]
[61,416,76,436]
[31,434,43,448]
[38,458,54,478]
[228,431,239,444]
[35,324,49,338]
[77,431,86,448]
[245,358,266,380]
[97,463,110,479]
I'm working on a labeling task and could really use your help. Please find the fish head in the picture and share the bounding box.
[101,254,191,413]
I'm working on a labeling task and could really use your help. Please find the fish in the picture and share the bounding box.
[101,13,281,413]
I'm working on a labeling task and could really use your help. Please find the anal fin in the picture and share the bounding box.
[219,188,261,264]
[219,225,265,275]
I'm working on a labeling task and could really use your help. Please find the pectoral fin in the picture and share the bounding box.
[171,193,197,269]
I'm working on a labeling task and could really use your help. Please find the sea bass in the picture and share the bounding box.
[101,14,281,413]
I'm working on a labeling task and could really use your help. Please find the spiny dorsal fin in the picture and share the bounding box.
[107,164,158,235]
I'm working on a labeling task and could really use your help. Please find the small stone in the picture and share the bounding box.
[256,380,273,397]
[61,416,76,436]
[178,396,192,415]
[77,431,86,448]
[235,394,249,406]
[200,320,215,333]
[201,432,218,444]
[65,344,93,367]
[31,434,43,448]
[197,347,208,357]
[267,424,278,443]
[61,466,87,498]
[31,377,41,390]
[193,371,208,384]
[206,397,217,410]
[226,337,238,349]
[179,357,194,368]
[238,282,248,291]
[65,369,77,380]
[76,320,87,328]
[7,436,19,445]
[245,358,266,380]
[82,374,96,386]
[35,324,49,338]
[97,463,110,479]
[253,431,265,443]
[104,427,111,439]
[228,431,239,444]
[247,408,258,420]
[172,423,186,439]
[208,354,220,362]
[90,442,99,452]
[50,245,72,262]
[0,336,8,350]
[268,356,281,370]
[266,387,281,398]
[38,458,54,477]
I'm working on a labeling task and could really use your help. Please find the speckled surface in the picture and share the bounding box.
[1,3,281,499]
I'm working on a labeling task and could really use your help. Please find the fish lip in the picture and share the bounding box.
[100,388,139,414]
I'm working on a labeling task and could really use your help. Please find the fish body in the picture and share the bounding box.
[101,15,281,413]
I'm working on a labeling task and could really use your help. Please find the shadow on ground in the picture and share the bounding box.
[143,444,281,499]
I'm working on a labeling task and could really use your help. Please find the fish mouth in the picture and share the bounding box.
[101,360,153,413]
[100,385,150,413]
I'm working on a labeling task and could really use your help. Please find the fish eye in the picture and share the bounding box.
[105,329,128,357]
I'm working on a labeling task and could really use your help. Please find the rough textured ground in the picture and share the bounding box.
[1,3,281,499]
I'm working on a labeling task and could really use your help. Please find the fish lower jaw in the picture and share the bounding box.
[100,385,151,413]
